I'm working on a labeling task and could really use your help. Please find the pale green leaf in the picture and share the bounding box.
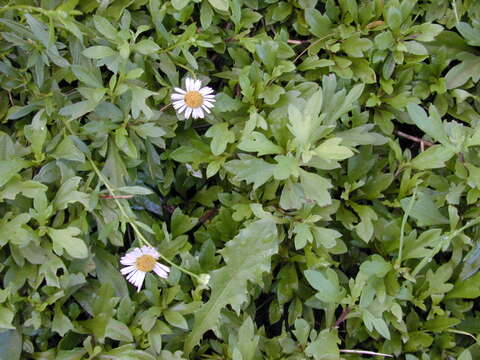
[185,219,278,353]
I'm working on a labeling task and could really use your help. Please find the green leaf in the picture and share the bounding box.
[225,155,275,190]
[410,145,455,170]
[299,170,332,207]
[59,100,97,120]
[305,8,332,38]
[93,15,118,41]
[445,53,480,89]
[83,46,116,59]
[208,0,229,12]
[342,37,372,58]
[360,255,392,278]
[0,329,21,360]
[400,192,449,227]
[406,104,449,145]
[48,227,89,259]
[53,176,90,210]
[134,39,160,55]
[52,305,74,336]
[205,123,235,156]
[171,208,198,237]
[314,138,354,161]
[238,131,283,156]
[259,84,285,105]
[0,160,29,187]
[0,214,35,247]
[185,219,278,353]
[164,310,188,330]
[305,330,340,360]
[172,0,191,10]
[105,318,133,342]
[72,65,103,88]
[0,307,15,330]
[446,272,480,299]
[130,86,155,119]
[273,155,299,180]
[456,22,480,46]
[304,269,343,303]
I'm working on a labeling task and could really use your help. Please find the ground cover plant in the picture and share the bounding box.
[1,0,480,359]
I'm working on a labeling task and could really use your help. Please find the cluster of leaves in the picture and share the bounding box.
[1,0,480,359]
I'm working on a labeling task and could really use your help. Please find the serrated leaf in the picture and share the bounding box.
[48,227,88,259]
[224,155,275,190]
[238,131,283,156]
[185,219,278,353]
[305,8,331,38]
[400,192,449,227]
[410,145,455,170]
[314,138,354,161]
[406,104,450,145]
[305,330,340,360]
[205,123,235,155]
[305,269,343,303]
[299,170,332,207]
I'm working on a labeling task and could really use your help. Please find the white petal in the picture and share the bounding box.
[185,107,193,119]
[153,264,169,278]
[202,94,215,100]
[135,272,146,292]
[173,100,185,109]
[195,108,204,118]
[191,108,199,118]
[194,79,202,91]
[121,265,136,275]
[120,256,136,266]
[145,247,159,258]
[158,263,170,273]
[203,101,215,109]
[201,105,211,114]
[171,93,185,100]
[186,78,194,91]
[126,269,138,281]
[177,104,187,114]
[199,87,213,95]
[174,87,186,94]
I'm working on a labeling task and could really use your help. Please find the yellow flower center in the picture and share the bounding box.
[184,91,203,108]
[135,254,156,272]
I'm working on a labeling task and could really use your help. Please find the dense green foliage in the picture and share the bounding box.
[1,0,480,359]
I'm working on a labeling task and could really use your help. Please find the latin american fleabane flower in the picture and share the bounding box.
[171,78,215,119]
[120,246,170,292]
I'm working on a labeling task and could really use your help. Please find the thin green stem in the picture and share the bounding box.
[396,187,417,269]
[411,215,480,278]
[173,61,196,78]
[61,119,200,280]
[292,33,337,64]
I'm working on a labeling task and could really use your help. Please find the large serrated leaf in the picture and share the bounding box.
[184,219,278,353]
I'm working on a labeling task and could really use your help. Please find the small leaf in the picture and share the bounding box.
[410,145,455,170]
[208,0,229,12]
[238,131,283,156]
[299,170,332,207]
[164,310,188,330]
[205,123,235,156]
[105,318,133,342]
[83,46,116,59]
[305,8,331,38]
[48,227,89,259]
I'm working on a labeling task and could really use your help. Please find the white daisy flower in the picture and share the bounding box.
[171,78,216,119]
[120,246,170,292]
